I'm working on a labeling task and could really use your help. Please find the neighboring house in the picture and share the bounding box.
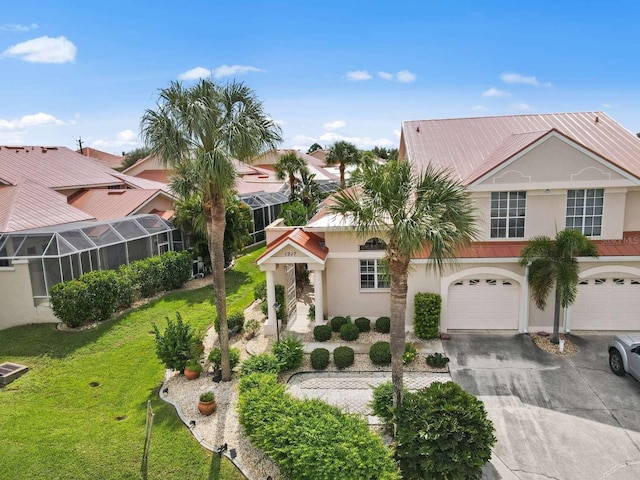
[258,112,640,335]
[78,146,125,170]
[0,146,180,329]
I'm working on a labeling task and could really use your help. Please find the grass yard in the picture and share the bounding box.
[0,248,265,480]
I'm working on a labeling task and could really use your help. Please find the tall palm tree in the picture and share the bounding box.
[274,150,308,199]
[141,80,281,381]
[325,140,360,188]
[519,229,599,344]
[330,160,478,410]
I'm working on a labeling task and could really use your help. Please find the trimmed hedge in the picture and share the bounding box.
[215,311,245,334]
[208,347,241,371]
[313,324,332,342]
[334,346,355,369]
[340,323,360,341]
[369,341,392,365]
[354,317,371,332]
[310,348,330,370]
[51,250,192,327]
[330,316,349,332]
[238,373,398,480]
[414,292,442,339]
[375,316,391,333]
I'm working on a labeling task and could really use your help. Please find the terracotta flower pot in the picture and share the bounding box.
[198,399,217,416]
[184,368,200,380]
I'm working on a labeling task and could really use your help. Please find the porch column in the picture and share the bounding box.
[313,269,324,325]
[264,266,277,336]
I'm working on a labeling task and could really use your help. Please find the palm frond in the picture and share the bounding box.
[527,259,556,310]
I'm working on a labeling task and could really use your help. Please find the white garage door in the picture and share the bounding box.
[448,279,519,329]
[572,277,640,330]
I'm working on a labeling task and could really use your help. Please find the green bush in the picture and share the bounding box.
[152,312,198,372]
[354,317,371,332]
[208,347,241,371]
[259,284,286,317]
[375,316,391,333]
[238,373,398,480]
[369,381,407,425]
[426,352,450,368]
[310,348,330,370]
[214,311,245,334]
[159,250,193,290]
[330,316,349,332]
[403,343,418,364]
[313,324,332,342]
[333,346,354,369]
[82,270,120,321]
[253,280,267,302]
[50,281,91,327]
[239,353,281,378]
[272,335,304,370]
[369,341,392,365]
[396,382,496,480]
[414,292,442,339]
[340,322,360,341]
[244,318,261,337]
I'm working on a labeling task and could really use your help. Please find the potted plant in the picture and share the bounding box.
[184,359,202,380]
[198,391,217,415]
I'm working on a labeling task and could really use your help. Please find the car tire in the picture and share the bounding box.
[609,349,625,376]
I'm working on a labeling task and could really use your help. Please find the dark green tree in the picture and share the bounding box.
[120,146,151,170]
[307,142,323,153]
[274,151,309,199]
[325,140,360,188]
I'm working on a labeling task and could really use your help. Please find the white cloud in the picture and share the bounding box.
[396,69,417,83]
[393,129,401,138]
[0,130,26,144]
[319,131,393,149]
[1,23,39,32]
[378,71,394,80]
[510,102,532,111]
[291,134,318,145]
[482,88,510,97]
[323,119,346,130]
[346,70,372,81]
[0,112,69,130]
[500,72,552,87]
[471,105,486,111]
[213,64,264,78]
[602,103,613,108]
[91,129,140,149]
[117,129,137,142]
[2,36,76,63]
[178,66,211,80]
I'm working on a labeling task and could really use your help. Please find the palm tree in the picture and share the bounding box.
[141,80,282,381]
[325,140,360,188]
[519,229,599,344]
[330,160,478,411]
[274,151,308,199]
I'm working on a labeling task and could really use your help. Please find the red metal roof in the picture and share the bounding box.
[136,170,172,183]
[402,112,640,183]
[78,147,124,169]
[0,181,94,233]
[258,228,328,263]
[69,189,164,221]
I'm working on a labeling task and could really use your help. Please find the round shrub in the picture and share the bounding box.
[375,316,391,333]
[354,317,371,332]
[369,341,392,365]
[272,335,304,370]
[340,322,360,341]
[333,346,354,369]
[239,353,281,378]
[313,324,332,342]
[310,348,330,370]
[330,316,349,332]
[396,382,496,480]
[426,352,450,368]
[208,347,241,371]
[214,311,244,334]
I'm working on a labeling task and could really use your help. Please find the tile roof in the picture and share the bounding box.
[0,146,122,189]
[258,228,328,263]
[68,188,164,221]
[0,180,94,233]
[402,112,640,183]
[78,147,125,169]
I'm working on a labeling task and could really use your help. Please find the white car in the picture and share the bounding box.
[608,334,640,380]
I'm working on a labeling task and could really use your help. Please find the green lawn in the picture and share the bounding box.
[0,248,265,480]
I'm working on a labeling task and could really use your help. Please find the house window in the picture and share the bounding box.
[566,189,603,236]
[359,238,387,251]
[359,259,389,289]
[490,192,526,238]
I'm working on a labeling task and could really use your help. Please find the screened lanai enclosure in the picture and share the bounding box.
[240,191,289,244]
[0,214,181,302]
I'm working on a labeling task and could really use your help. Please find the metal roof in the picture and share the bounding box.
[68,188,165,220]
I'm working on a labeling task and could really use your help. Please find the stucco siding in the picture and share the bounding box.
[623,189,640,232]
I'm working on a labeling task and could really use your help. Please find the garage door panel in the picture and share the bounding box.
[448,279,519,330]
[573,278,640,330]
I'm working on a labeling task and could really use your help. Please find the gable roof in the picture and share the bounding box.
[0,181,94,233]
[257,228,328,264]
[68,188,168,221]
[78,147,125,169]
[402,112,640,183]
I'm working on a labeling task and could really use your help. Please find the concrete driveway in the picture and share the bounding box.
[444,334,640,480]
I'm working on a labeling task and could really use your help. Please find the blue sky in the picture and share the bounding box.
[1,1,639,153]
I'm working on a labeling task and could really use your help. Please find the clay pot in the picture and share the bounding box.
[198,399,217,416]
[184,368,200,380]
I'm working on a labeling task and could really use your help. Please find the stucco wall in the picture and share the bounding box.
[124,156,166,176]
[623,189,640,232]
[135,195,175,215]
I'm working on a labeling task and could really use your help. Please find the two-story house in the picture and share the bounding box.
[257,112,640,335]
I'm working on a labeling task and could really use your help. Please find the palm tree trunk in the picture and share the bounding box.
[339,163,346,189]
[289,173,296,200]
[208,192,231,380]
[551,287,561,345]
[389,256,410,419]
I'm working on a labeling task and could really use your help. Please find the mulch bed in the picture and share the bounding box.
[529,332,578,355]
